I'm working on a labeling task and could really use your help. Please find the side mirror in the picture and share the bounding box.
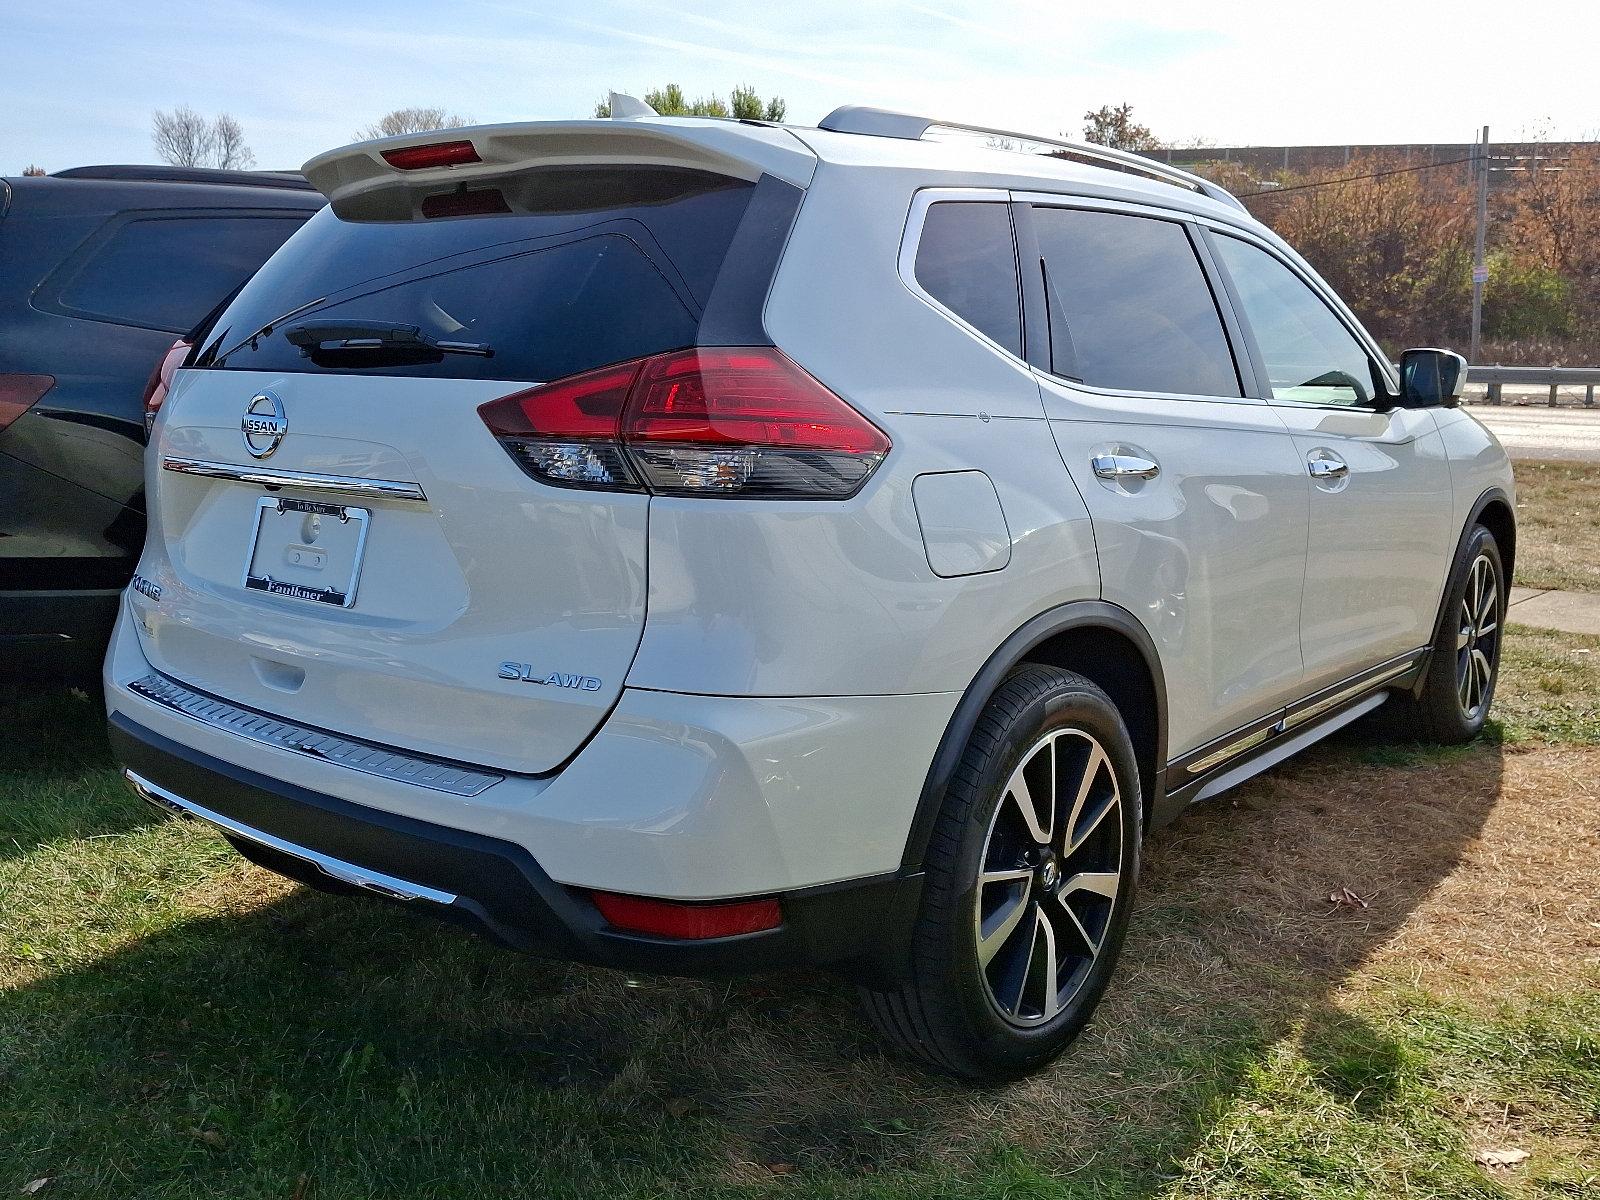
[1400,348,1468,408]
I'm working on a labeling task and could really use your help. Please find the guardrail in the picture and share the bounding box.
[1469,365,1600,406]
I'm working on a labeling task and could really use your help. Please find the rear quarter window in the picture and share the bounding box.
[912,201,1023,356]
[198,167,761,383]
[47,213,309,333]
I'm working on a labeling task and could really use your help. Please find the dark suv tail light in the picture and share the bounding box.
[141,338,192,438]
[478,348,890,499]
[0,374,54,434]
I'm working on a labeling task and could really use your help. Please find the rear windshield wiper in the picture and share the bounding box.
[283,320,494,359]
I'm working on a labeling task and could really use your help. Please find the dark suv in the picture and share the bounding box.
[0,165,323,679]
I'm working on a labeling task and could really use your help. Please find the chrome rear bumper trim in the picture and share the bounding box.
[161,456,427,502]
[125,769,458,905]
[126,673,503,797]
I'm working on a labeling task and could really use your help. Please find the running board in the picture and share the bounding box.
[1153,649,1425,824]
[1192,691,1386,803]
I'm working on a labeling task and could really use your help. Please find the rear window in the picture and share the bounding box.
[51,214,308,333]
[198,167,758,382]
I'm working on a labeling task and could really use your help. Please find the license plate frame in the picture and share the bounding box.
[242,496,370,609]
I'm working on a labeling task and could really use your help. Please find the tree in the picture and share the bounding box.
[356,107,473,141]
[1082,103,1159,152]
[22,164,46,176]
[593,84,785,122]
[151,106,255,169]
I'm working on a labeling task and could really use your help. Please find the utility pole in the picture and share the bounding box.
[1470,125,1490,364]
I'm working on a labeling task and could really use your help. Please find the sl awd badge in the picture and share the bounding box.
[499,662,603,691]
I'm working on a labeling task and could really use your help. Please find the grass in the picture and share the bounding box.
[3,632,1598,1198]
[1511,460,1600,593]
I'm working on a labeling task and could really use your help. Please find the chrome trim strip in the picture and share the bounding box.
[1175,648,1425,778]
[161,456,427,502]
[125,769,458,905]
[1282,658,1417,731]
[1185,723,1278,776]
[127,673,503,797]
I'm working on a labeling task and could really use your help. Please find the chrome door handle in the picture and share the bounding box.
[1092,454,1160,481]
[1307,456,1349,480]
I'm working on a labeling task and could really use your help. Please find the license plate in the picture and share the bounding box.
[243,496,369,608]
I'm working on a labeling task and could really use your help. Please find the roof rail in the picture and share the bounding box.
[49,165,315,191]
[815,106,1246,213]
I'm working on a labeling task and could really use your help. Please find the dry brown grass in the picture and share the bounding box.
[1512,459,1600,593]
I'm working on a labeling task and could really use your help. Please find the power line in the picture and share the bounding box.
[1237,156,1477,198]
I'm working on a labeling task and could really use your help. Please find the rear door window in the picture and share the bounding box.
[1031,206,1241,397]
[198,167,760,382]
[913,201,1022,356]
[51,214,309,333]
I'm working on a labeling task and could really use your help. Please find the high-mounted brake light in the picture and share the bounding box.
[591,891,782,940]
[478,348,890,499]
[0,374,55,434]
[380,140,481,170]
[141,338,191,438]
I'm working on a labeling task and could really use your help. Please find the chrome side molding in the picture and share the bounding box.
[124,770,458,906]
[161,456,427,502]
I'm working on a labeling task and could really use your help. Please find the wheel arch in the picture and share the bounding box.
[1428,486,1516,653]
[899,601,1168,872]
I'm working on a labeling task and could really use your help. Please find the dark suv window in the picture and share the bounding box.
[1032,207,1240,397]
[913,202,1022,355]
[53,214,307,333]
[198,167,762,383]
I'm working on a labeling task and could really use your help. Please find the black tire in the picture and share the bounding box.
[1394,524,1505,743]
[860,664,1142,1081]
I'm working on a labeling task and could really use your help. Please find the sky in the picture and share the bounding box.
[5,0,1597,173]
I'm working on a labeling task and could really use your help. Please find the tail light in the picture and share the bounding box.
[478,348,890,500]
[141,338,191,438]
[0,374,54,434]
[591,891,782,939]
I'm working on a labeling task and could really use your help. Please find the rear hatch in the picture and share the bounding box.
[139,132,809,774]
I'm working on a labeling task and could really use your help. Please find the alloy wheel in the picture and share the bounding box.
[974,728,1124,1027]
[1456,552,1501,719]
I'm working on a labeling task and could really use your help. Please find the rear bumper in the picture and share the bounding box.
[103,601,952,979]
[110,710,922,980]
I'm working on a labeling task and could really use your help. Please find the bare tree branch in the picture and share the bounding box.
[151,106,256,169]
[152,105,213,167]
[357,108,473,140]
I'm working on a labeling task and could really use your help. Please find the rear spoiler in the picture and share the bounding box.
[302,119,816,220]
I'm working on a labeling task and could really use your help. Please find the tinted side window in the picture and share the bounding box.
[1213,235,1380,407]
[914,202,1022,356]
[54,215,308,333]
[1032,207,1240,397]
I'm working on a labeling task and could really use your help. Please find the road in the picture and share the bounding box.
[1464,404,1600,462]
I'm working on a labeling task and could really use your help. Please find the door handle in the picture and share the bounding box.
[1092,454,1160,481]
[1307,455,1349,480]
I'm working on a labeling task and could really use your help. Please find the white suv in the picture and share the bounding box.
[106,102,1514,1080]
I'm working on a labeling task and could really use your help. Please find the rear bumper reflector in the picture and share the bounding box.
[591,891,783,939]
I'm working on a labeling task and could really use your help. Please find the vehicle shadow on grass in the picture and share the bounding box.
[0,694,1507,1198]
